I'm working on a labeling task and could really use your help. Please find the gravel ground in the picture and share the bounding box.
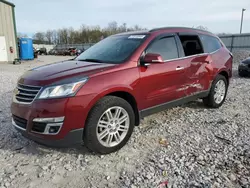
[0,52,250,188]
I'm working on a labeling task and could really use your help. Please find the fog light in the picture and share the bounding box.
[44,123,63,135]
[32,117,64,135]
[49,126,61,134]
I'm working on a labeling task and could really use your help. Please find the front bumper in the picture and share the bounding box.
[11,96,92,147]
[13,120,83,147]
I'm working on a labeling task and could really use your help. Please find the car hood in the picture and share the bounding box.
[242,57,250,64]
[19,60,116,86]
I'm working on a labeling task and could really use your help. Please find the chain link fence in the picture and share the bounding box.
[54,43,95,51]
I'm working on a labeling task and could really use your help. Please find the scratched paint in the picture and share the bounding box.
[176,83,203,92]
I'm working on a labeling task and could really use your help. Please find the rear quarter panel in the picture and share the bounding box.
[210,47,232,81]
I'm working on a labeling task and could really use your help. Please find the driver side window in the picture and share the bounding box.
[146,37,179,60]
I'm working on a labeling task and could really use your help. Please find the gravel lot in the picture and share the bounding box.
[0,52,250,188]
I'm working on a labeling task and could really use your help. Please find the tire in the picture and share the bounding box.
[84,96,135,154]
[203,74,228,108]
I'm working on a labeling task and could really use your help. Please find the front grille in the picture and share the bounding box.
[12,115,27,129]
[15,84,41,104]
[32,122,47,133]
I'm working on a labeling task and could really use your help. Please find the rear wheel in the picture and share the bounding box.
[84,96,135,154]
[203,75,228,108]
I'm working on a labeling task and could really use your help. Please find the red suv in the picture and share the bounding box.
[11,27,232,154]
[64,47,77,56]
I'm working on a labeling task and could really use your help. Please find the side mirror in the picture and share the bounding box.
[141,53,164,66]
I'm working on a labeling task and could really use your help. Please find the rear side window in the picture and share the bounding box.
[146,37,178,60]
[200,35,222,53]
[179,35,204,56]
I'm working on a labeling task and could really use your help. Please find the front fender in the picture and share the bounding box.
[85,85,135,117]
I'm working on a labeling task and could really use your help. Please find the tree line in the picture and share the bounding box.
[18,22,146,45]
[17,23,215,45]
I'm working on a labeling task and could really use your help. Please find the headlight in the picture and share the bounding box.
[37,78,88,99]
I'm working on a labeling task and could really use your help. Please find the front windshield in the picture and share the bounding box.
[76,34,147,64]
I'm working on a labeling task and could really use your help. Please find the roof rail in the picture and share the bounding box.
[149,27,213,34]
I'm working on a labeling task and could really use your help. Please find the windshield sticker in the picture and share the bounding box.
[128,35,146,39]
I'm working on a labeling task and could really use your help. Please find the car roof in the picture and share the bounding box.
[114,30,149,36]
[114,27,215,37]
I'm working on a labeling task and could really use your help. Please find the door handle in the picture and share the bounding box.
[176,66,184,71]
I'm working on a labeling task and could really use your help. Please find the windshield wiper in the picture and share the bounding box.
[78,58,105,63]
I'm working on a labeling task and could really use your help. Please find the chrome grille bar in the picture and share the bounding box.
[14,84,42,104]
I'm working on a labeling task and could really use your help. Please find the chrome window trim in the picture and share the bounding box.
[163,53,208,62]
[162,47,221,62]
[139,47,221,66]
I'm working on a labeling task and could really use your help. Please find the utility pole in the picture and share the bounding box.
[240,8,246,34]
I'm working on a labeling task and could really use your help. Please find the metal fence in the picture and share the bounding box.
[54,43,95,51]
[53,34,250,52]
[219,33,250,52]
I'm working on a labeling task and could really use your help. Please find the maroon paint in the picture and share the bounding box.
[11,27,233,142]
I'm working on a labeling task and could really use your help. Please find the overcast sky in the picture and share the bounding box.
[10,0,250,36]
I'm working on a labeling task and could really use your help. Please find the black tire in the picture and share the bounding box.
[84,96,135,154]
[203,74,228,108]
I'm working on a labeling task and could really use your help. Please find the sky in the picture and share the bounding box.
[10,0,250,36]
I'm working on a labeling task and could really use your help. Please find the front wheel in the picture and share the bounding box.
[84,96,135,154]
[203,75,228,108]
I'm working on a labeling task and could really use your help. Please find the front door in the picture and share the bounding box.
[0,36,8,62]
[137,34,188,110]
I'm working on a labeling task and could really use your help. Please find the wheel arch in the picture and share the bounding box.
[218,70,229,84]
[85,88,140,127]
[105,91,140,126]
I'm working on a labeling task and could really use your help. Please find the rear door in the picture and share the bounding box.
[137,34,188,110]
[177,33,212,95]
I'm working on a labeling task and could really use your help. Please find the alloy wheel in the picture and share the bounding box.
[214,80,226,104]
[96,106,130,147]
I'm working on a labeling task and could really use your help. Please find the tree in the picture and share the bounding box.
[31,22,147,45]
[52,30,58,44]
[106,21,118,35]
[17,32,28,38]
[33,32,45,44]
[45,30,53,44]
[57,28,69,44]
[196,25,209,31]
